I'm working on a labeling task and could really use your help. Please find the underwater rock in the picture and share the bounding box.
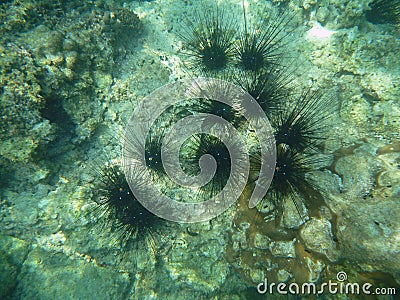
[277,269,292,282]
[302,0,369,28]
[165,234,230,295]
[304,257,325,282]
[249,268,265,284]
[327,192,400,282]
[0,235,30,299]
[14,247,131,300]
[300,217,340,262]
[334,145,382,198]
[102,8,141,48]
[281,197,308,229]
[269,239,297,258]
[1,190,39,232]
[1,0,398,297]
[254,233,272,250]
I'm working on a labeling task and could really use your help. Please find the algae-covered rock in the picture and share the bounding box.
[24,21,114,143]
[166,237,230,293]
[300,217,340,262]
[277,269,293,282]
[293,0,370,28]
[0,1,122,175]
[0,1,37,37]
[281,196,308,229]
[303,257,325,282]
[332,195,400,278]
[326,192,400,281]
[0,0,398,298]
[254,233,272,250]
[0,42,51,162]
[102,8,141,49]
[0,235,30,299]
[317,139,400,280]
[269,239,297,258]
[334,144,382,198]
[14,247,131,300]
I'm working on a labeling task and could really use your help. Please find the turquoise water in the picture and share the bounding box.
[1,0,399,299]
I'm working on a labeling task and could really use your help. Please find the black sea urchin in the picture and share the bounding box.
[235,6,294,72]
[251,144,327,220]
[178,7,237,73]
[187,78,247,130]
[120,119,168,180]
[178,132,246,202]
[272,88,335,152]
[181,134,231,200]
[269,145,320,210]
[366,0,400,25]
[234,67,293,116]
[144,127,166,177]
[92,161,163,247]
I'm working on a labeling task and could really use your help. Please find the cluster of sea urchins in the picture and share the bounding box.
[90,1,337,248]
[177,2,336,222]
